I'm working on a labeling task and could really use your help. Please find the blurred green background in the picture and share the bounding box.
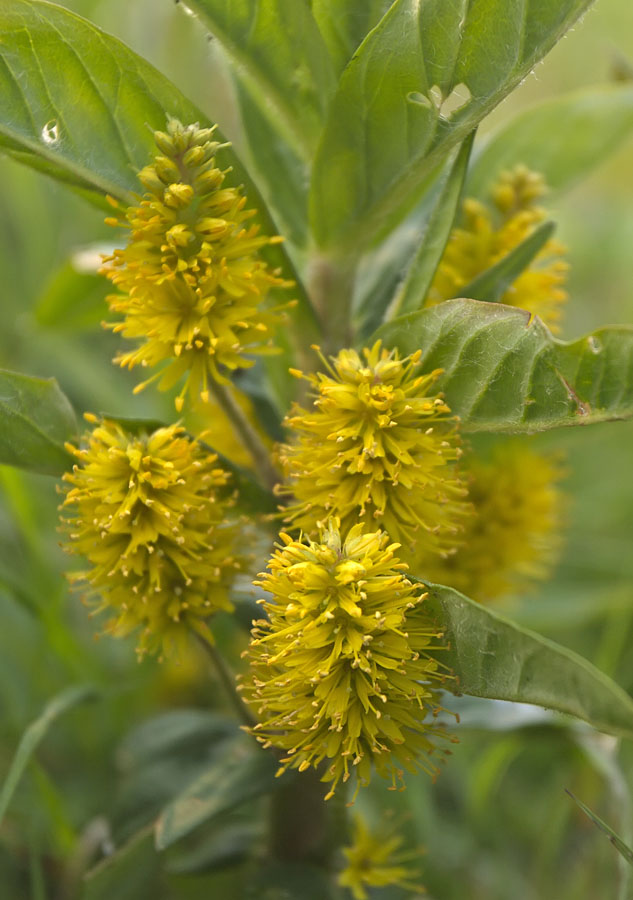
[1,1,633,898]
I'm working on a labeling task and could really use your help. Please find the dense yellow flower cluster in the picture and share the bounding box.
[242,520,453,799]
[428,165,568,332]
[61,416,241,659]
[338,816,424,900]
[423,442,564,603]
[102,119,290,409]
[60,123,568,820]
[280,341,470,561]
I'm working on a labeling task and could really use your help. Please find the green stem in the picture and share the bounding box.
[308,255,357,355]
[197,636,256,729]
[208,379,280,490]
[269,766,349,867]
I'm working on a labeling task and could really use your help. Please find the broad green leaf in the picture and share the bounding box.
[422,584,633,740]
[0,684,97,829]
[0,0,202,200]
[0,369,77,475]
[116,741,239,844]
[166,821,259,875]
[468,84,633,199]
[82,827,160,900]
[233,79,309,248]
[182,0,336,155]
[389,132,475,319]
[114,711,241,842]
[566,791,633,866]
[117,710,237,771]
[310,0,596,251]
[445,696,560,732]
[0,0,318,332]
[353,158,452,341]
[35,246,112,332]
[155,737,279,850]
[373,299,633,432]
[457,220,556,303]
[310,0,394,74]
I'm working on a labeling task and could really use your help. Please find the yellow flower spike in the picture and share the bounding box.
[421,441,565,604]
[241,520,455,799]
[338,816,425,900]
[428,164,568,332]
[60,416,242,660]
[279,341,471,562]
[101,119,292,408]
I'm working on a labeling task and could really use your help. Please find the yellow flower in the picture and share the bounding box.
[102,119,292,410]
[428,165,568,332]
[241,520,454,800]
[61,415,241,659]
[422,442,565,603]
[280,342,470,561]
[338,816,424,900]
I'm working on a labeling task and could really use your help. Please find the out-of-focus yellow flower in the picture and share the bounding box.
[102,119,292,410]
[422,442,565,603]
[61,415,241,659]
[241,520,454,800]
[428,165,568,332]
[280,342,470,562]
[338,816,424,900]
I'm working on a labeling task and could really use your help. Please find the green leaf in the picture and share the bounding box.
[182,0,336,155]
[0,369,77,475]
[310,0,393,75]
[353,159,449,342]
[445,696,560,732]
[0,684,97,830]
[34,247,112,332]
[114,711,241,842]
[422,583,633,740]
[389,132,475,318]
[310,0,596,251]
[0,0,318,331]
[117,710,237,771]
[232,79,309,248]
[457,220,556,303]
[0,0,202,199]
[82,827,160,900]
[373,299,633,432]
[166,821,258,875]
[468,84,633,199]
[566,791,633,866]
[155,738,279,850]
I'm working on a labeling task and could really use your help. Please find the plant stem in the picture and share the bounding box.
[269,766,349,867]
[308,255,357,355]
[269,766,329,864]
[208,379,280,490]
[197,635,256,729]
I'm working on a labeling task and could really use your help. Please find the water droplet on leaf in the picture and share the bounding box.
[41,119,59,145]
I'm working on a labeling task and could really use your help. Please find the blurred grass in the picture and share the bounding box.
[0,0,632,897]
